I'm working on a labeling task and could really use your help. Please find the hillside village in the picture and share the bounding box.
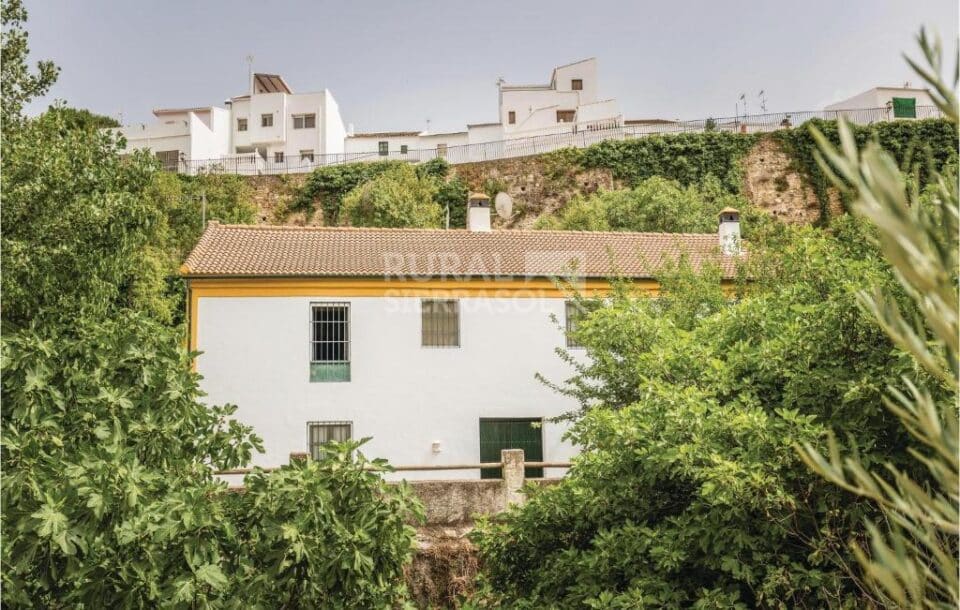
[3,0,959,608]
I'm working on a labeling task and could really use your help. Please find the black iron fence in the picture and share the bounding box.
[176,105,944,176]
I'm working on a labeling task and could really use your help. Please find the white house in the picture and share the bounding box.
[497,57,621,136]
[182,197,740,479]
[340,58,623,162]
[115,73,347,171]
[825,86,938,122]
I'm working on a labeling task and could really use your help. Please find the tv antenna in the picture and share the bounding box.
[245,54,254,94]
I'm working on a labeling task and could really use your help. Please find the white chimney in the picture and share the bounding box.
[719,207,741,255]
[467,192,492,232]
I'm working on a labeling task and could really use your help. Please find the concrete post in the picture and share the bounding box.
[501,449,526,506]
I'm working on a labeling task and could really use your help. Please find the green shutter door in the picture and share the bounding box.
[892,97,917,118]
[479,418,544,479]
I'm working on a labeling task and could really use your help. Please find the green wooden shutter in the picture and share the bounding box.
[479,418,544,479]
[892,97,916,118]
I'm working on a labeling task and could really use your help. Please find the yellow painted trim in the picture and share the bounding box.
[185,276,735,363]
[186,277,651,356]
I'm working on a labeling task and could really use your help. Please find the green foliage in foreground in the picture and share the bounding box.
[533,175,769,236]
[800,31,959,609]
[1,313,422,607]
[341,163,444,228]
[471,218,950,608]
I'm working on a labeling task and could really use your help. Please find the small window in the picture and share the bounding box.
[293,113,316,129]
[300,149,315,162]
[308,421,352,459]
[274,151,284,163]
[237,118,248,132]
[557,110,576,123]
[400,144,408,155]
[565,300,596,348]
[508,111,516,124]
[436,143,447,158]
[261,113,273,127]
[571,79,583,91]
[378,141,389,156]
[310,303,350,381]
[422,299,459,347]
[155,150,180,171]
[892,97,917,118]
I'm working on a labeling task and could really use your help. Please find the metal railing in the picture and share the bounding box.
[177,105,944,176]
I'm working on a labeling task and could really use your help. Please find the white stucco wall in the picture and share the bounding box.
[195,295,582,479]
[322,90,347,156]
[825,87,936,112]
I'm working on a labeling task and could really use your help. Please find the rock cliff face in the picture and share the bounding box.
[741,137,842,224]
[243,137,833,229]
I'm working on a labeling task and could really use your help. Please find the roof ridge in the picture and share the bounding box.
[209,223,720,239]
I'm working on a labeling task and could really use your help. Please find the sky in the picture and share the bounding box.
[22,0,959,133]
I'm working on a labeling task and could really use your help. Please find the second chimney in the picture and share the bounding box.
[718,207,741,255]
[467,192,491,232]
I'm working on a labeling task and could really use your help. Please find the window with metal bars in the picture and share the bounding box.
[421,299,460,347]
[307,421,352,459]
[311,303,349,361]
[565,300,590,348]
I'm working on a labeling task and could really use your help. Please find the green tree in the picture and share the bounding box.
[1,0,58,126]
[44,105,120,130]
[1,109,165,328]
[341,163,443,228]
[799,31,959,609]
[535,175,763,235]
[471,218,936,607]
[2,312,422,607]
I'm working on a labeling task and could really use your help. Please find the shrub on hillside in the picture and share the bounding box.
[534,175,765,235]
[341,163,443,228]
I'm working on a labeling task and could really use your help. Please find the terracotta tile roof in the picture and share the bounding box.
[182,223,740,279]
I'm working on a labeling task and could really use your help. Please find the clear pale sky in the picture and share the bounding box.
[22,0,959,132]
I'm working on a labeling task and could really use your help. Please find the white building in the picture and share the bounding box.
[182,198,740,479]
[115,73,347,171]
[497,57,621,136]
[825,86,938,122]
[339,58,623,162]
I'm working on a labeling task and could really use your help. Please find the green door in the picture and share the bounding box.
[479,418,543,479]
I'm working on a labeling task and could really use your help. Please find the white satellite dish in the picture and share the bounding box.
[494,192,513,219]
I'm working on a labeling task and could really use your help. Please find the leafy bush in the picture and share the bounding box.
[341,163,443,228]
[580,131,760,193]
[292,160,406,223]
[227,447,423,607]
[1,313,422,607]
[773,117,957,217]
[1,108,164,327]
[471,221,942,608]
[534,175,767,236]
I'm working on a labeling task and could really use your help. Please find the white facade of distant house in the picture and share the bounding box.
[113,59,626,166]
[114,73,347,170]
[825,86,938,121]
[497,58,621,136]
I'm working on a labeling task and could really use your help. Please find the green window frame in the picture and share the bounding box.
[400,144,408,155]
[378,141,389,156]
[310,303,350,382]
[892,97,917,119]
